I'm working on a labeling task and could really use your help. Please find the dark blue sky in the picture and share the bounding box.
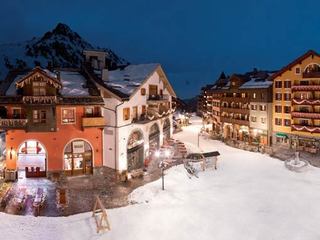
[1,0,320,98]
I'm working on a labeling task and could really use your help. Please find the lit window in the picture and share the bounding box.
[275,118,282,126]
[33,81,46,96]
[123,108,130,121]
[62,108,75,123]
[33,110,46,123]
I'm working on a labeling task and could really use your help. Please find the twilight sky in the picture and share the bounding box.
[1,0,320,98]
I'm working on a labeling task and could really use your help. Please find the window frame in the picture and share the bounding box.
[61,107,76,124]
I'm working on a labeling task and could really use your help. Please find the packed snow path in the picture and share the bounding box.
[1,116,320,240]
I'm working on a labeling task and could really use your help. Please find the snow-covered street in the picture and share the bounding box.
[1,116,320,240]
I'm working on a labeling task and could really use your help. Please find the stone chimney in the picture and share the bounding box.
[102,68,109,81]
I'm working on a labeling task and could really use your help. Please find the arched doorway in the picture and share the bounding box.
[127,130,144,171]
[149,123,160,150]
[163,118,171,141]
[17,140,47,173]
[63,139,93,176]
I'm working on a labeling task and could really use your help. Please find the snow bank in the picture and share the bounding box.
[2,116,320,240]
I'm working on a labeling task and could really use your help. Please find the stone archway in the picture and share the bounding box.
[127,130,144,171]
[17,140,47,172]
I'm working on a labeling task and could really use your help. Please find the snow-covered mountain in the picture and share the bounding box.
[0,23,128,80]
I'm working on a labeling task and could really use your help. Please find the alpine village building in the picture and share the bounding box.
[0,50,177,179]
[200,69,275,148]
[83,50,176,173]
[198,49,320,154]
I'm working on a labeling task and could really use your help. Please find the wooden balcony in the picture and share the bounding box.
[302,72,320,78]
[220,116,249,126]
[292,124,320,133]
[291,112,320,119]
[292,85,320,91]
[82,117,106,128]
[22,96,58,104]
[0,119,28,129]
[292,98,320,105]
[147,94,170,104]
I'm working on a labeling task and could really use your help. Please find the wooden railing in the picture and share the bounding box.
[23,96,58,104]
[0,119,28,129]
[82,117,106,128]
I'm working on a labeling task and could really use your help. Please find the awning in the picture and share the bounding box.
[276,132,288,138]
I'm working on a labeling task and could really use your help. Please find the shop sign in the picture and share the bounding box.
[73,141,85,153]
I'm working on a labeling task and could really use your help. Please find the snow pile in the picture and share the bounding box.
[1,116,320,240]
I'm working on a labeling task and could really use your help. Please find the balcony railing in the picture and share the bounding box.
[82,116,106,128]
[292,85,320,91]
[292,124,320,133]
[147,94,170,102]
[302,72,320,78]
[220,116,249,126]
[132,108,173,124]
[22,96,58,104]
[291,112,320,119]
[0,119,28,129]
[292,98,320,105]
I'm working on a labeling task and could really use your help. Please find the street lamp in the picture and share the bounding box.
[155,149,171,190]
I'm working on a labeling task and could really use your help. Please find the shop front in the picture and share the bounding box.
[127,130,144,171]
[63,139,93,176]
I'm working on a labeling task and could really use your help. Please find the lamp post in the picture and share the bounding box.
[155,149,171,190]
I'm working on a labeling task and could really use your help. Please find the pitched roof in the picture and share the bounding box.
[85,63,176,100]
[2,67,101,99]
[270,50,320,80]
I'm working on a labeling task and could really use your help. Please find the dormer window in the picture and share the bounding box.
[33,81,46,96]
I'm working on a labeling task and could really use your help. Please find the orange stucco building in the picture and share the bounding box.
[0,67,106,177]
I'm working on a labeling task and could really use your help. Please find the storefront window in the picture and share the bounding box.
[63,140,92,175]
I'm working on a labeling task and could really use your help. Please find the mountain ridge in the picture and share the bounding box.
[0,23,128,80]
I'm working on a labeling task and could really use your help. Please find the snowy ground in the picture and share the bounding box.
[1,116,320,240]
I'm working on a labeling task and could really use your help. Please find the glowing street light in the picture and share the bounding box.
[155,149,171,190]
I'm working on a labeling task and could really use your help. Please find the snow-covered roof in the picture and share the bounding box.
[103,63,159,96]
[239,78,273,89]
[60,71,89,96]
[5,68,90,97]
[6,74,27,95]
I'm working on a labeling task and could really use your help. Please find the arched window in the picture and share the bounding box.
[64,139,93,175]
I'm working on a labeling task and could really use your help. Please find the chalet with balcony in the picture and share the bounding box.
[83,50,176,173]
[271,50,320,153]
[0,67,105,177]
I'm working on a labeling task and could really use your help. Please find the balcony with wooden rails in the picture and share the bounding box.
[22,96,58,104]
[302,71,320,78]
[82,115,106,128]
[291,112,320,119]
[147,94,170,104]
[0,118,28,129]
